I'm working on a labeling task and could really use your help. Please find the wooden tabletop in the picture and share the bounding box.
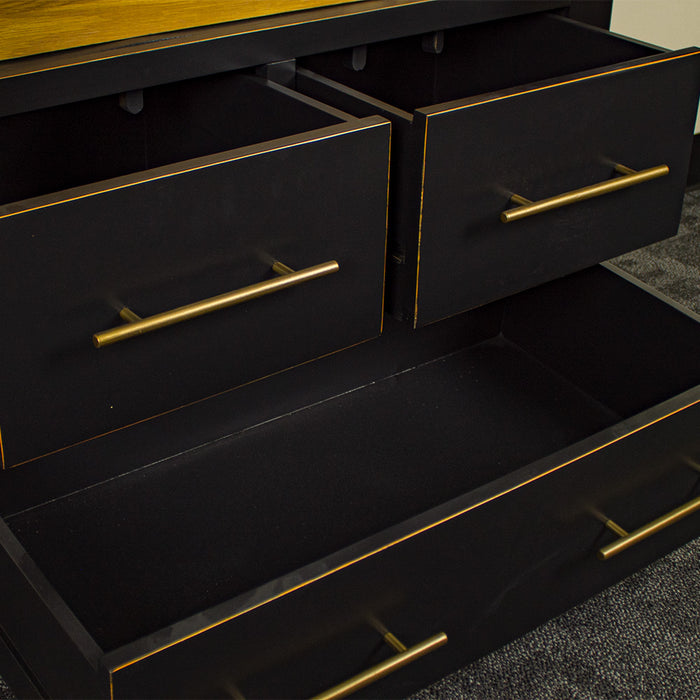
[0,0,365,62]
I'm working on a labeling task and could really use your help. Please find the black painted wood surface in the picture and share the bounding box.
[0,74,346,206]
[0,76,390,467]
[7,338,619,651]
[0,309,502,520]
[0,519,107,698]
[1,3,698,698]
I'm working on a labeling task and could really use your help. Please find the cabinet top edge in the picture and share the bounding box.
[0,0,372,63]
[0,0,569,118]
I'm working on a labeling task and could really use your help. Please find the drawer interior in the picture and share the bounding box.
[0,73,343,206]
[299,12,659,113]
[4,266,700,653]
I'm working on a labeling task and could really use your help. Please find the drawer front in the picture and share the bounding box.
[106,399,700,698]
[414,48,700,325]
[0,116,390,467]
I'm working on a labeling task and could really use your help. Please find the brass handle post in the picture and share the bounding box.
[501,163,669,223]
[93,260,339,348]
[311,632,447,700]
[598,494,700,561]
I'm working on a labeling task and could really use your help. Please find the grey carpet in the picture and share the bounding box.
[1,192,698,699]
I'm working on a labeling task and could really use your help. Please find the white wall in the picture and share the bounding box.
[610,0,700,133]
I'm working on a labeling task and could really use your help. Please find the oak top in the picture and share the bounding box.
[0,1,366,61]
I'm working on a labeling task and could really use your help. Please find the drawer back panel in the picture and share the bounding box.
[0,74,340,206]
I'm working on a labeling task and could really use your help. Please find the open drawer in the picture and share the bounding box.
[1,265,699,698]
[297,12,700,326]
[0,73,390,467]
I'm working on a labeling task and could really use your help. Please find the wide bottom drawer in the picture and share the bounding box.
[1,265,699,698]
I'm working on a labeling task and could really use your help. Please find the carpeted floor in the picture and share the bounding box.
[1,191,698,700]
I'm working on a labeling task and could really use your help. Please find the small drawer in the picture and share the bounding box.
[2,265,699,698]
[0,73,390,467]
[297,12,700,326]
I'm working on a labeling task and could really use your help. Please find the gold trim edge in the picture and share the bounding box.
[412,117,430,328]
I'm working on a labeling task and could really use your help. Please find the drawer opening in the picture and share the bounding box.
[0,73,344,207]
[4,266,699,655]
[298,12,659,115]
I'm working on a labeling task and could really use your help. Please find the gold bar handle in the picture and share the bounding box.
[93,260,339,348]
[597,494,700,561]
[501,163,669,223]
[311,632,447,700]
